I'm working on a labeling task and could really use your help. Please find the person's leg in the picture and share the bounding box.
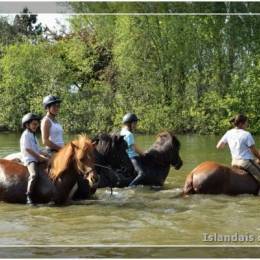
[128,157,146,186]
[244,160,260,183]
[26,162,39,204]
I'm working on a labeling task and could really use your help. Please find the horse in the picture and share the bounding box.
[183,161,259,195]
[91,133,135,188]
[0,135,98,204]
[133,131,183,186]
[86,131,183,188]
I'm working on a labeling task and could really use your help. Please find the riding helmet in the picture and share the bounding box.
[43,95,62,109]
[22,113,41,128]
[122,113,139,124]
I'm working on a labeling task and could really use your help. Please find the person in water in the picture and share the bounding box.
[120,113,146,186]
[41,95,64,155]
[20,113,49,205]
[217,114,260,184]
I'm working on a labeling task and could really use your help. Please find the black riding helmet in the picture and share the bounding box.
[22,113,41,128]
[122,113,139,124]
[43,95,62,109]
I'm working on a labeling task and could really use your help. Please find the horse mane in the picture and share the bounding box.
[154,131,180,151]
[50,134,93,181]
[93,133,113,156]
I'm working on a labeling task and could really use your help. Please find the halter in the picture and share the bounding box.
[80,167,95,178]
[77,163,114,196]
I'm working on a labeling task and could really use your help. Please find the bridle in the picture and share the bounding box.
[94,163,115,195]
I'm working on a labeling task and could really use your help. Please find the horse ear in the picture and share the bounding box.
[118,135,128,149]
[109,134,116,150]
[71,141,78,149]
[118,135,125,144]
[91,140,98,148]
[51,142,74,179]
[112,134,123,147]
[91,136,99,145]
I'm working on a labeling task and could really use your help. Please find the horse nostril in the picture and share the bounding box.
[92,174,99,185]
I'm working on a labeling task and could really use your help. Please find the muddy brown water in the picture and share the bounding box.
[0,133,259,257]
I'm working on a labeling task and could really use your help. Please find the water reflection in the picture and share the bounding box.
[0,133,259,257]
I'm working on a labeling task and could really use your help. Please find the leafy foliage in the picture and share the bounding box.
[1,5,260,135]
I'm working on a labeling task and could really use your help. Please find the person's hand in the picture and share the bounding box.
[41,151,51,159]
[41,151,49,157]
[39,155,49,163]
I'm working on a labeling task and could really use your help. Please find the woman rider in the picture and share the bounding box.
[41,95,64,155]
[217,114,260,185]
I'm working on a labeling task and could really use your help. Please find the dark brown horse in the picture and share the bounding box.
[93,131,183,187]
[92,133,135,188]
[76,131,183,189]
[183,161,259,195]
[137,131,183,186]
[0,135,98,204]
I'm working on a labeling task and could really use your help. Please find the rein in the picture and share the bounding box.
[94,163,114,196]
[94,163,112,170]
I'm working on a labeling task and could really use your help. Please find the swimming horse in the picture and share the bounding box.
[91,133,135,188]
[183,161,259,195]
[0,135,98,204]
[87,131,183,188]
[133,131,183,186]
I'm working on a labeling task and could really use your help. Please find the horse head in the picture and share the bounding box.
[50,135,99,191]
[154,131,183,170]
[93,133,133,173]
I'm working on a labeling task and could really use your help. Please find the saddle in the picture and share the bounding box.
[9,158,23,164]
[231,165,249,175]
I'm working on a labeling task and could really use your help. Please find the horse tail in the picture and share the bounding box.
[183,172,195,194]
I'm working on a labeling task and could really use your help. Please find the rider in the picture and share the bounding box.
[216,114,260,184]
[41,95,64,155]
[120,113,146,186]
[20,113,49,205]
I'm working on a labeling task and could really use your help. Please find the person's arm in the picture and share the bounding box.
[216,140,226,149]
[134,144,143,155]
[39,150,51,158]
[26,148,48,162]
[41,118,62,151]
[216,133,227,149]
[126,133,143,155]
[250,145,260,161]
[246,133,260,160]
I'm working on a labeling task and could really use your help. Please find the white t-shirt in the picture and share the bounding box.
[41,116,64,148]
[20,129,41,165]
[219,128,255,160]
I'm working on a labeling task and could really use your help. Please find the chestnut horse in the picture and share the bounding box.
[183,161,259,195]
[0,135,98,204]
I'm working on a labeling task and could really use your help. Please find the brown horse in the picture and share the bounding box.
[183,161,259,195]
[0,135,98,204]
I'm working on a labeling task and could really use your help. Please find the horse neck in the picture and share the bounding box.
[94,149,108,165]
[52,169,78,204]
[143,147,171,168]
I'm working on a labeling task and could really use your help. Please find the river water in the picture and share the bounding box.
[0,133,260,257]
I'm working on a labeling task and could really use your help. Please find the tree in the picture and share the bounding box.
[13,7,43,38]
